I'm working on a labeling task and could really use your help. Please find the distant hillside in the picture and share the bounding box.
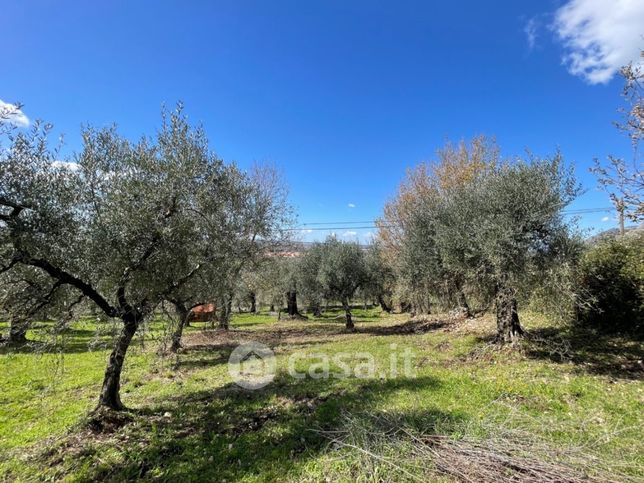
[586,223,644,245]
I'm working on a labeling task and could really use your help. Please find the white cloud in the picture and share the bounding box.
[0,100,29,127]
[300,228,313,234]
[52,160,80,171]
[342,230,358,238]
[347,203,356,208]
[553,0,644,84]
[601,216,610,222]
[524,17,539,50]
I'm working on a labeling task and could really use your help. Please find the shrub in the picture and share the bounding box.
[577,231,644,335]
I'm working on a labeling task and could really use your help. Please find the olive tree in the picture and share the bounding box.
[296,244,326,316]
[362,242,395,313]
[225,164,291,324]
[434,153,580,342]
[378,136,498,314]
[238,269,261,314]
[314,237,368,330]
[166,164,290,342]
[0,106,288,410]
[277,256,305,318]
[236,252,277,313]
[398,202,447,315]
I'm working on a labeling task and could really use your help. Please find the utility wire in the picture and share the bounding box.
[288,226,381,231]
[289,207,614,231]
[299,221,382,226]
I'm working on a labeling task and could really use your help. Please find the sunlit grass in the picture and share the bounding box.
[0,309,642,481]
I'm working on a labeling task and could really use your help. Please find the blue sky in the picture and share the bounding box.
[2,0,643,241]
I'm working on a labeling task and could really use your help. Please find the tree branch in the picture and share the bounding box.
[0,257,19,276]
[19,255,119,318]
[161,264,202,300]
[23,280,63,319]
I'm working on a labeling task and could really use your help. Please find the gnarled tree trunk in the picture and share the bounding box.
[452,278,471,318]
[412,294,431,316]
[170,302,190,352]
[377,294,391,313]
[98,315,138,410]
[311,303,322,317]
[495,286,523,343]
[219,293,233,330]
[249,292,257,313]
[286,290,300,317]
[7,316,29,344]
[342,298,354,331]
[400,300,412,313]
[456,290,471,318]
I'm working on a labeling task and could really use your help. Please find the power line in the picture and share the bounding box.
[562,207,613,214]
[299,221,381,226]
[288,226,381,231]
[290,207,615,231]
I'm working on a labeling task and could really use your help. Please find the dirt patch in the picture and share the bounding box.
[181,322,359,350]
[86,407,135,434]
[359,318,453,336]
[178,317,474,356]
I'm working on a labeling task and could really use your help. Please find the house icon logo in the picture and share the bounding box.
[228,341,276,389]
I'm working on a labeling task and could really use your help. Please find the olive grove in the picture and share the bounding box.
[0,107,290,409]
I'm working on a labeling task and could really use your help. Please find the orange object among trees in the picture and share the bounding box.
[189,303,216,322]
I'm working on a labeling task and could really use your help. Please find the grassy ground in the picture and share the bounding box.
[0,309,642,481]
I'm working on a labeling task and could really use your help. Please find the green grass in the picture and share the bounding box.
[0,310,642,481]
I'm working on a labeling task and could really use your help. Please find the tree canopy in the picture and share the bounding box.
[298,237,368,330]
[0,106,291,409]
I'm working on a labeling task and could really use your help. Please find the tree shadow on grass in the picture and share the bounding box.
[359,318,451,336]
[519,325,643,380]
[177,317,453,362]
[174,331,413,373]
[171,342,239,371]
[312,305,383,321]
[50,375,452,481]
[0,326,117,355]
[229,320,278,329]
